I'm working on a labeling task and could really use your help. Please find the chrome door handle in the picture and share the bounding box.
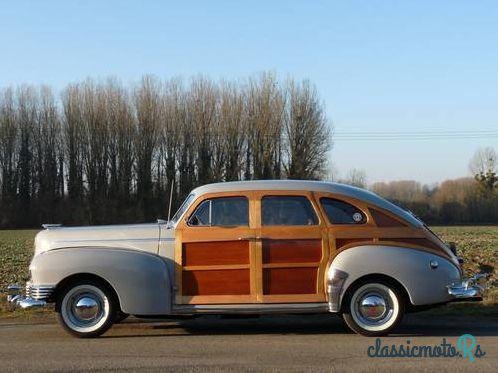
[237,236,261,241]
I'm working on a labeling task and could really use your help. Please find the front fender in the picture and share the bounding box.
[328,245,462,309]
[29,248,172,315]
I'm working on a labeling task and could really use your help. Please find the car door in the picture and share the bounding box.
[174,192,259,305]
[256,191,329,303]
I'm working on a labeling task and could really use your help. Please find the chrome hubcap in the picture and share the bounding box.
[352,285,396,329]
[358,294,387,320]
[61,285,110,332]
[73,296,100,321]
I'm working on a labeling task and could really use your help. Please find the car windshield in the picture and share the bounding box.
[171,193,195,224]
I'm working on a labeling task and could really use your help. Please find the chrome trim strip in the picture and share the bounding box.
[7,283,51,308]
[25,283,55,301]
[42,223,62,229]
[327,268,348,312]
[52,237,172,243]
[172,303,329,314]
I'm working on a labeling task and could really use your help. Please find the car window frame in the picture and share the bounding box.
[319,197,367,225]
[186,195,250,228]
[260,194,320,227]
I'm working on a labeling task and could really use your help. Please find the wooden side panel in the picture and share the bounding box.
[336,237,374,250]
[262,239,322,264]
[379,237,443,251]
[182,240,249,266]
[370,208,407,227]
[263,267,317,295]
[182,269,250,295]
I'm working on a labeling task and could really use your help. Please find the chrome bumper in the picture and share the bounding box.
[7,283,54,309]
[447,273,487,300]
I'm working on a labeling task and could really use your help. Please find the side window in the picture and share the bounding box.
[188,197,249,226]
[262,196,318,226]
[320,198,366,224]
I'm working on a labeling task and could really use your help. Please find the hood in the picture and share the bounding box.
[34,223,173,256]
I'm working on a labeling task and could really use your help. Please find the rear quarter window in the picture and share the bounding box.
[320,198,366,225]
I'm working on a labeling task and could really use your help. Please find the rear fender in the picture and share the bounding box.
[327,245,461,310]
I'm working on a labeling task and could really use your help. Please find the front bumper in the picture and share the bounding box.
[447,273,487,301]
[7,283,54,309]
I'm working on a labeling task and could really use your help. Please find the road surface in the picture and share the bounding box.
[0,314,496,372]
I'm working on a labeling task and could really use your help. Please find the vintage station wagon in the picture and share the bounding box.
[8,180,485,337]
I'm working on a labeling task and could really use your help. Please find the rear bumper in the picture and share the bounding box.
[447,273,487,301]
[7,283,54,309]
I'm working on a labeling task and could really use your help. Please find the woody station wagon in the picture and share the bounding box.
[7,180,486,337]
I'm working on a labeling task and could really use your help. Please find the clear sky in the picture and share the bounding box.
[1,1,497,184]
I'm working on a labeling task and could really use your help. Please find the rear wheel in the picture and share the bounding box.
[342,281,404,336]
[56,279,117,338]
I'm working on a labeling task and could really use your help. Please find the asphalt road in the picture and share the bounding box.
[0,314,496,372]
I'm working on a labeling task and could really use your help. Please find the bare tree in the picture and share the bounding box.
[16,86,38,226]
[134,76,161,221]
[107,81,136,221]
[62,85,85,223]
[189,76,218,185]
[246,73,285,179]
[219,82,246,181]
[157,78,184,213]
[469,146,497,176]
[34,86,62,223]
[284,79,331,179]
[0,88,18,225]
[341,168,367,188]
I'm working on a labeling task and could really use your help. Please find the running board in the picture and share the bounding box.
[172,303,330,315]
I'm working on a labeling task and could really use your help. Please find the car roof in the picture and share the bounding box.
[191,180,422,227]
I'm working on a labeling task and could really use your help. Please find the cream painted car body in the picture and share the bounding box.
[14,180,483,318]
[31,223,176,315]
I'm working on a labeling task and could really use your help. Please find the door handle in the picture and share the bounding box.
[237,236,261,241]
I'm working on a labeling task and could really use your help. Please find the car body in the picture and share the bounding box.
[7,180,486,337]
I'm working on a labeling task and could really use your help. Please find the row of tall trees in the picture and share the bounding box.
[0,73,331,227]
[370,146,498,224]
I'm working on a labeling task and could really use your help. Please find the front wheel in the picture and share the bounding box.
[342,281,405,336]
[57,280,117,338]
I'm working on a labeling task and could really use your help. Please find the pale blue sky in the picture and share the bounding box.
[1,1,497,184]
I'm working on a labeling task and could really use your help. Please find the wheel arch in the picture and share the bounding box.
[54,272,122,312]
[340,273,411,313]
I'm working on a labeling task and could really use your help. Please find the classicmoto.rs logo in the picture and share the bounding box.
[367,334,486,362]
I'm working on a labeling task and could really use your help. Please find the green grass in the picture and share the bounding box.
[0,229,52,319]
[426,226,497,316]
[0,226,496,319]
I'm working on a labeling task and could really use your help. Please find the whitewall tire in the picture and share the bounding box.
[57,280,117,338]
[343,281,404,336]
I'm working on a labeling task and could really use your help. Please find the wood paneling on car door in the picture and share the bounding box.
[263,267,318,295]
[175,191,257,304]
[262,239,322,264]
[182,240,249,267]
[256,191,328,303]
[182,269,250,295]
